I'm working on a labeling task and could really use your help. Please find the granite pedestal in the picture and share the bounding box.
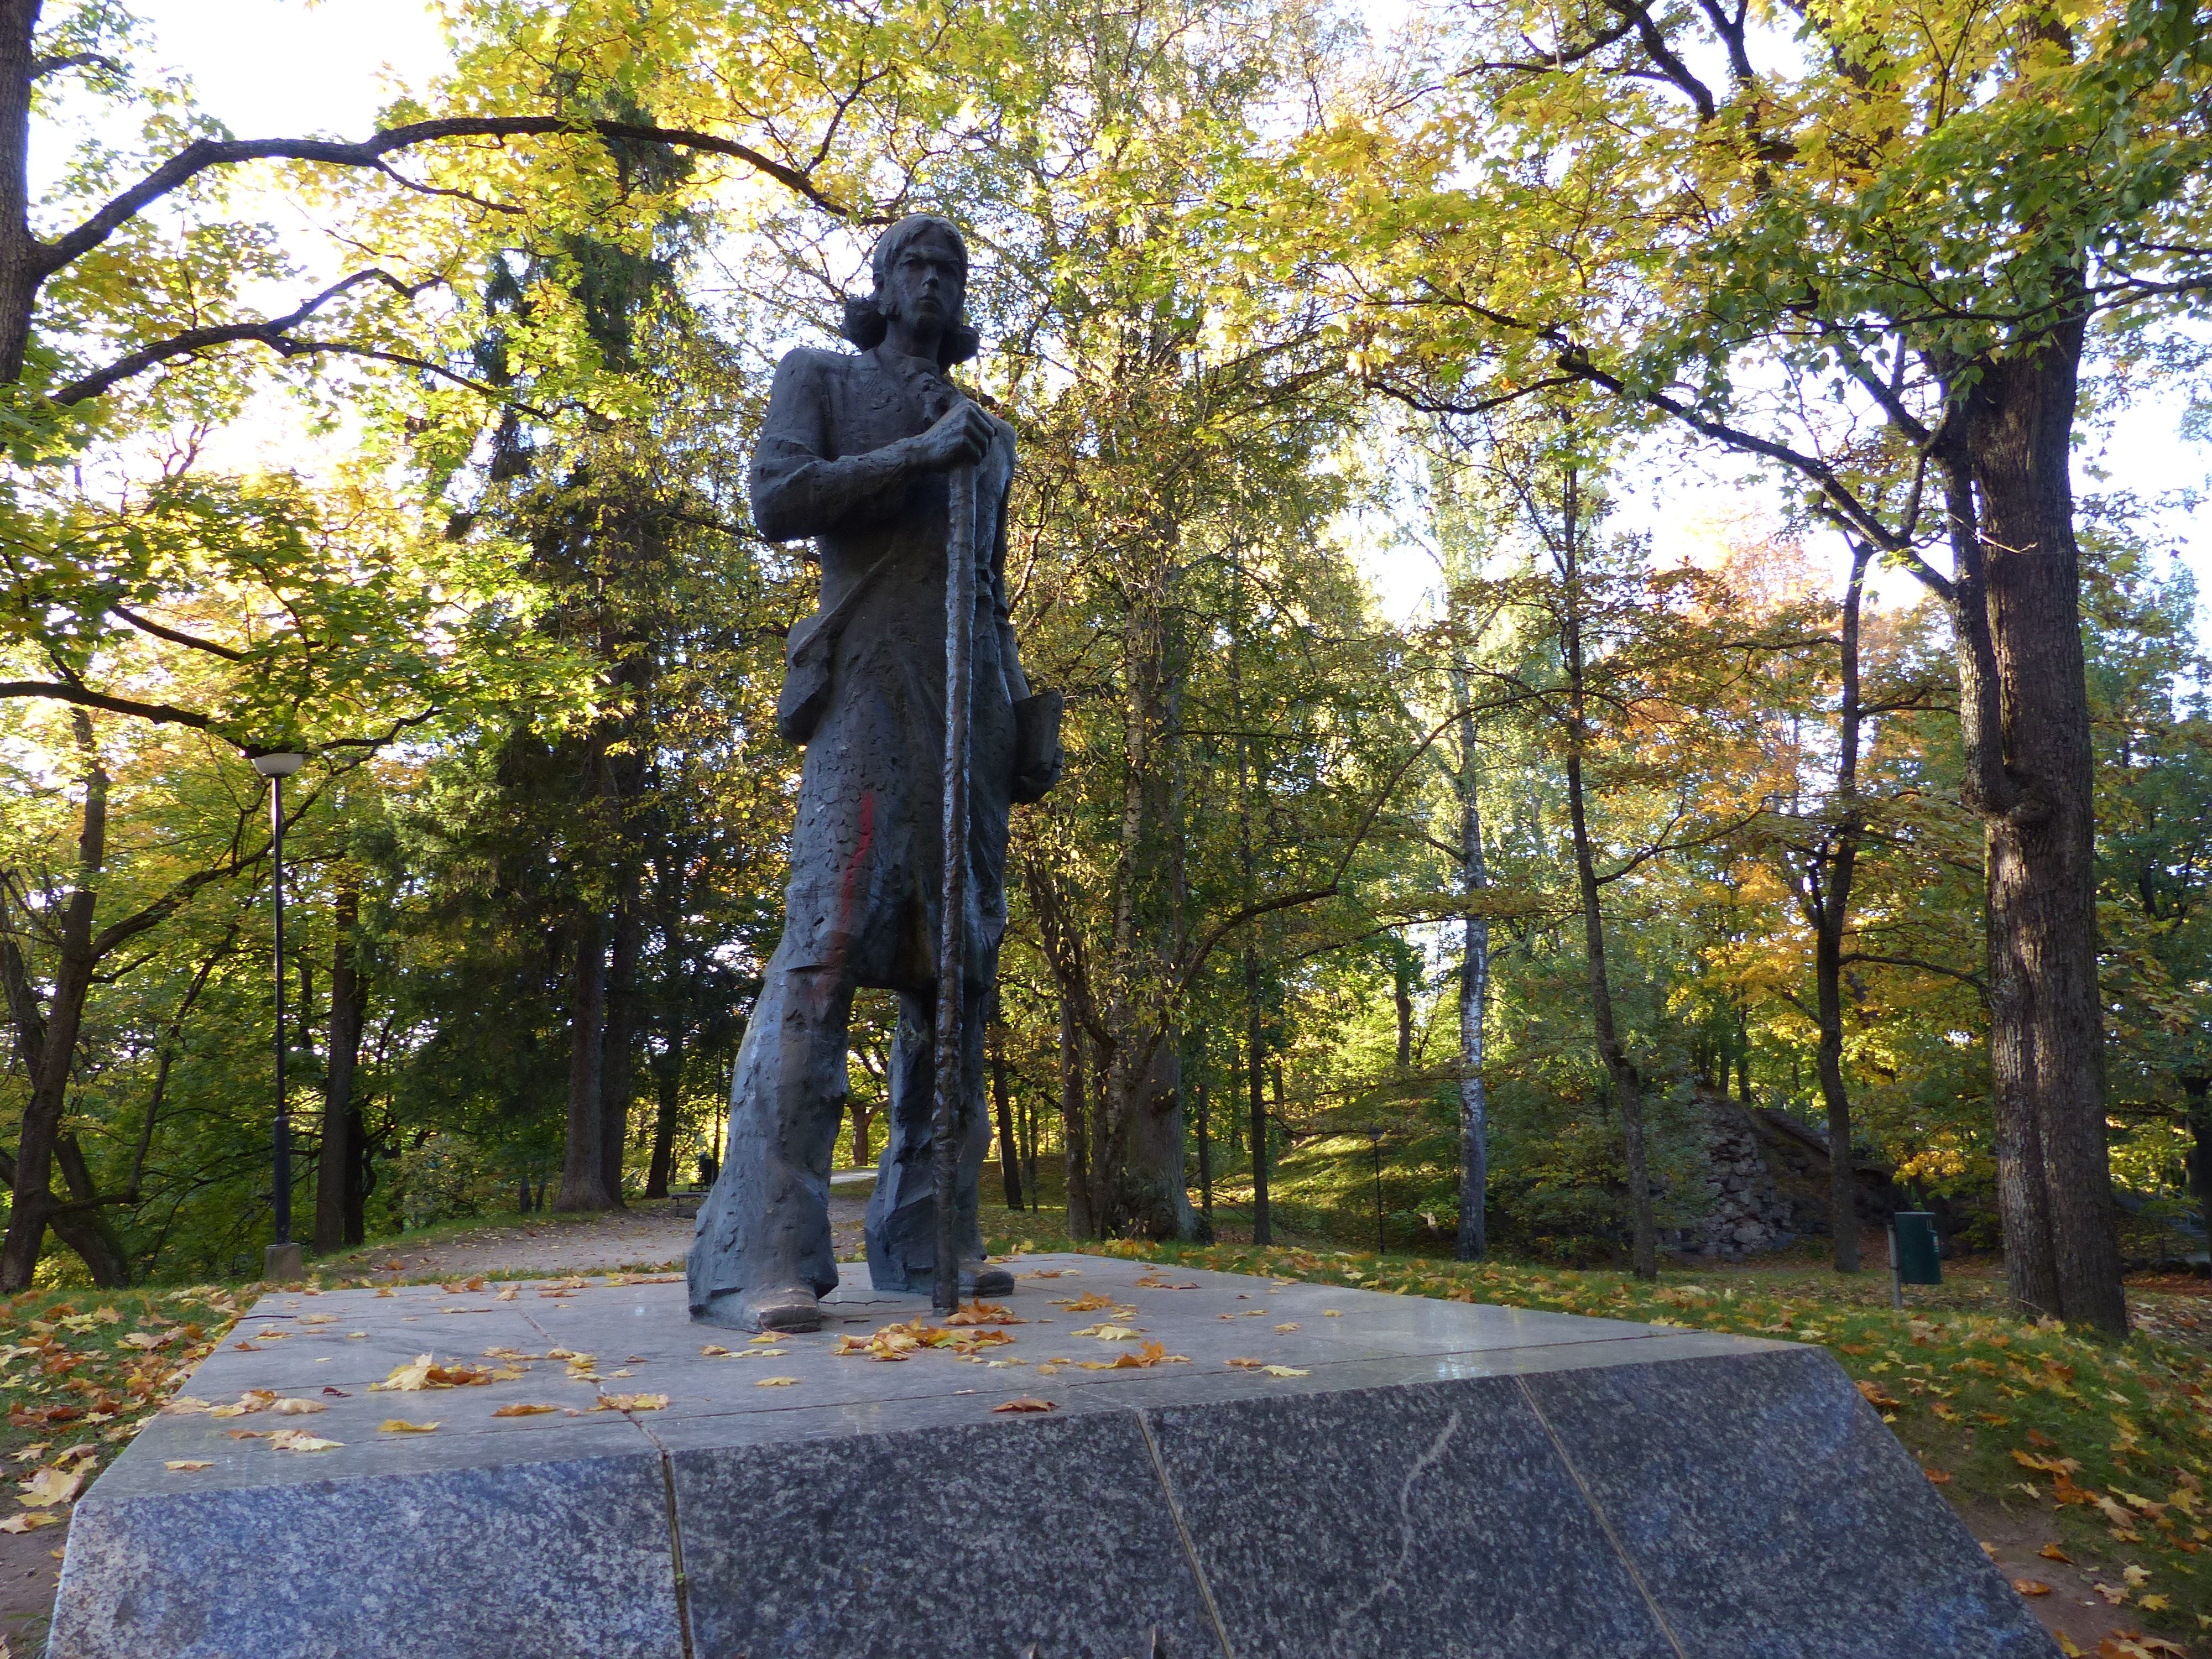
[49,1254,2056,1658]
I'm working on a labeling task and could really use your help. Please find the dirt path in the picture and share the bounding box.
[317,1179,875,1284]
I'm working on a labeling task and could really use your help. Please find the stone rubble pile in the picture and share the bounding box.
[1687,1105,1797,1260]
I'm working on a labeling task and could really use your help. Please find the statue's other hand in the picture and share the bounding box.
[914,401,995,471]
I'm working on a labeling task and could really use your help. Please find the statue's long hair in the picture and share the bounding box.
[839,214,980,368]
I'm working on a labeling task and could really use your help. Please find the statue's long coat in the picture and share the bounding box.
[749,343,1024,989]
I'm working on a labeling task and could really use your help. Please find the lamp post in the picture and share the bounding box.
[253,750,306,1282]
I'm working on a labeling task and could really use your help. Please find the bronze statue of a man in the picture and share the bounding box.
[688,215,1058,1333]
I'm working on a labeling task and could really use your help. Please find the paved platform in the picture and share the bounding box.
[49,1253,2055,1658]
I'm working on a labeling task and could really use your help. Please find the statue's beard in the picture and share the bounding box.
[886,295,960,342]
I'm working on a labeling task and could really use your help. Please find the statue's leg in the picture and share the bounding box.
[862,988,1010,1295]
[687,936,855,1331]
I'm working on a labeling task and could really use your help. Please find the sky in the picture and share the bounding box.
[123,0,449,139]
[106,0,2212,631]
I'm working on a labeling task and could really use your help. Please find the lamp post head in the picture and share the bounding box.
[251,752,306,779]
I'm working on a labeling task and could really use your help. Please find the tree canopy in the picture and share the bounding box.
[1,0,2207,1350]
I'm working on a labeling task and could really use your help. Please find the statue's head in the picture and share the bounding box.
[841,214,979,368]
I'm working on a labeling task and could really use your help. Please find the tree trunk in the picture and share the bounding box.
[1392,942,1415,1071]
[555,914,614,1210]
[598,899,640,1208]
[851,1100,876,1169]
[1060,1000,1096,1239]
[989,1006,1024,1211]
[346,1024,378,1245]
[1947,320,2125,1336]
[1245,943,1270,1247]
[1,711,106,1289]
[1022,1072,1039,1203]
[315,873,365,1253]
[1228,542,1271,1249]
[1558,471,1656,1279]
[0,910,131,1285]
[645,1014,683,1199]
[0,2,41,385]
[1120,1031,1196,1240]
[1090,1036,1120,1234]
[50,1134,128,1286]
[1194,1074,1214,1229]
[0,1143,125,1286]
[1452,669,1491,1262]
[1809,541,1871,1274]
[2187,1075,2212,1258]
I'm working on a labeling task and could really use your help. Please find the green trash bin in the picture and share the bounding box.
[1891,1211,1942,1286]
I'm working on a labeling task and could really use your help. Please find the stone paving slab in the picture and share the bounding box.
[48,1254,2059,1658]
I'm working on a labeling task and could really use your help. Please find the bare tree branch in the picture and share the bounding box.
[0,679,212,729]
[1840,951,1986,993]
[53,268,437,404]
[31,51,121,81]
[108,605,247,662]
[42,116,859,283]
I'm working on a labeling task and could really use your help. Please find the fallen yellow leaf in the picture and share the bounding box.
[0,1512,64,1532]
[491,1404,557,1417]
[945,1302,1025,1327]
[267,1431,341,1453]
[1275,1323,1300,1333]
[1072,1323,1142,1342]
[17,1468,84,1507]
[372,1354,494,1391]
[1260,1365,1308,1378]
[270,1399,326,1416]
[378,1420,440,1434]
[599,1394,669,1412]
[1075,1340,1190,1371]
[2039,1543,2073,1563]
[2012,1579,2052,1596]
[754,1376,800,1388]
[700,1345,731,1357]
[992,1397,1057,1413]
[163,1460,213,1472]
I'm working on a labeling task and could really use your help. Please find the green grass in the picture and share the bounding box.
[0,1286,244,1525]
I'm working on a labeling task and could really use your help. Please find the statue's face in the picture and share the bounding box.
[880,227,966,341]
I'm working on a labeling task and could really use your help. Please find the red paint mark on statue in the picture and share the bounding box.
[835,791,876,941]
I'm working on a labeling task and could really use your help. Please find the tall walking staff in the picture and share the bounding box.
[932,457,978,1315]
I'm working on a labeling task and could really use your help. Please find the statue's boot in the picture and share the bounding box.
[968,1261,1015,1298]
[698,1283,823,1334]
